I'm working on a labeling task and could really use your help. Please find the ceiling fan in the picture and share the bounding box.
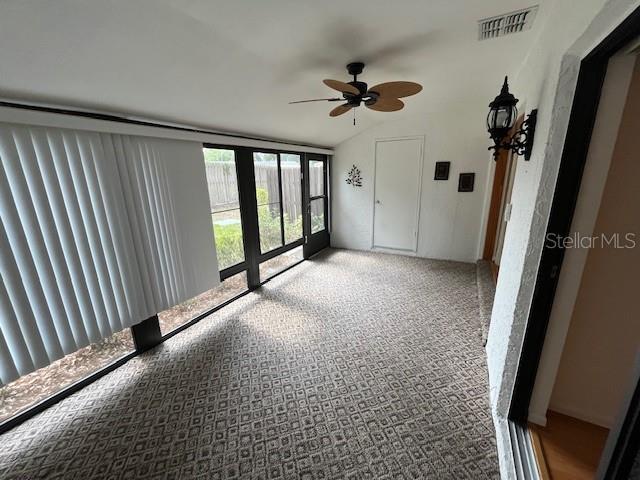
[289,62,422,124]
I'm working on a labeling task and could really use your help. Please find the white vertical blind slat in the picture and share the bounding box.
[142,142,174,306]
[0,219,42,376]
[76,131,125,332]
[0,321,20,384]
[79,132,128,331]
[0,123,219,386]
[158,157,187,301]
[153,151,180,304]
[61,130,115,339]
[0,129,66,361]
[28,128,89,349]
[97,134,146,323]
[12,127,81,354]
[47,130,105,343]
[126,137,164,307]
[110,135,155,317]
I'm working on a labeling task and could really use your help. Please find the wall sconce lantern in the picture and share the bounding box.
[487,76,537,161]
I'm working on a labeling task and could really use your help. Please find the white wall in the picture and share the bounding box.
[331,101,492,263]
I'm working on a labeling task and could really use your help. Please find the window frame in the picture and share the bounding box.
[308,156,329,232]
[252,149,305,256]
[204,146,247,275]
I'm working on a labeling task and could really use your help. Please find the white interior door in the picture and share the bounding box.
[373,137,423,252]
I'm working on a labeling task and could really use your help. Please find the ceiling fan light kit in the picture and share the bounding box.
[290,62,423,125]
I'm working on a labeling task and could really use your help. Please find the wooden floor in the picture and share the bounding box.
[530,411,610,480]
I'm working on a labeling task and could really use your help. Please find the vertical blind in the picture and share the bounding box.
[0,123,219,385]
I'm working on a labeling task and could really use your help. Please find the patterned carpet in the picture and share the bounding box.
[0,249,499,479]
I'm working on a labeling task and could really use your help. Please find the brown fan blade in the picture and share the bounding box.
[368,81,422,98]
[323,79,359,95]
[329,103,353,117]
[289,98,343,104]
[366,98,404,112]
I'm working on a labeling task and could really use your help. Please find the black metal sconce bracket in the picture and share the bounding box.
[489,109,538,161]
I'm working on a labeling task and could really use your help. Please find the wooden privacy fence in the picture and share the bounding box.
[205,162,239,212]
[205,161,324,221]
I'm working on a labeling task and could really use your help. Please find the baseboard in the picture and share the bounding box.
[371,246,418,257]
[549,405,613,429]
[528,411,548,427]
[331,244,477,264]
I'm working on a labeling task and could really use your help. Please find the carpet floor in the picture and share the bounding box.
[0,249,499,479]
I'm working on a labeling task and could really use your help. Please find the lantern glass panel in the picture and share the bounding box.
[497,107,510,128]
[488,105,517,131]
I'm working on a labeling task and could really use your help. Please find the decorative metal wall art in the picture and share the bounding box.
[345,164,362,187]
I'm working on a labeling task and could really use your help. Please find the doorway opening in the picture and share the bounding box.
[483,116,522,281]
[509,7,640,479]
[532,51,640,479]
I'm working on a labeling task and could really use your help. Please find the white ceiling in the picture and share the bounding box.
[0,0,545,147]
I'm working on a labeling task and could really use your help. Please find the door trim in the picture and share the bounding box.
[483,116,522,263]
[370,135,425,253]
[597,356,640,479]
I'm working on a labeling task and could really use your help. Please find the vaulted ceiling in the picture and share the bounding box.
[0,0,546,147]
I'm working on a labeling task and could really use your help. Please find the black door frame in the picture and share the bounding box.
[206,144,329,284]
[598,358,640,479]
[303,153,330,258]
[509,6,640,478]
[249,148,305,260]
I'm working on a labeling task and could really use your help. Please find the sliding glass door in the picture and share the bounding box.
[203,144,328,288]
[253,151,305,280]
[253,152,283,253]
[253,152,304,253]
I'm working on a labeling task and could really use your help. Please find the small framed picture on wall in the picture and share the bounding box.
[434,161,450,181]
[458,173,475,192]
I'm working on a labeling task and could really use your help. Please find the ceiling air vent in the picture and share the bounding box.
[478,5,538,40]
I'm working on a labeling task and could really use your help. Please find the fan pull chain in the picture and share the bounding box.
[353,108,356,126]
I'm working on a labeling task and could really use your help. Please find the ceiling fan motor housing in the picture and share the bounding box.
[346,62,368,98]
[346,81,368,95]
[346,62,365,77]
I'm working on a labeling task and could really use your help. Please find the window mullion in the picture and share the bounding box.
[277,153,285,246]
